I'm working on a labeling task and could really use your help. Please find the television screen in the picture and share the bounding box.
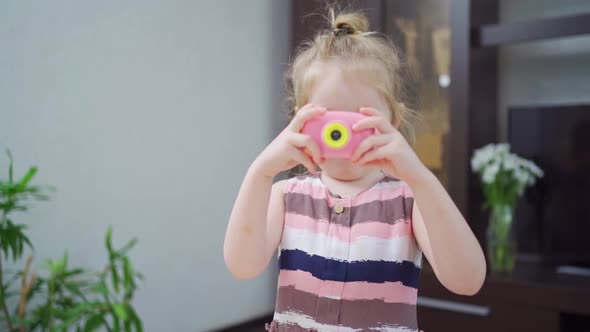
[509,105,590,266]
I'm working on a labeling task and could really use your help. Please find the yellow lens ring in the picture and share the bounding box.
[322,122,350,149]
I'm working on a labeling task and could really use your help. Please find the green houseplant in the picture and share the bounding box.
[471,143,543,274]
[0,151,143,332]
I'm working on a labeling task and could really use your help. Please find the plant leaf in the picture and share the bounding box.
[117,238,138,257]
[90,281,109,295]
[26,277,44,302]
[53,303,89,331]
[63,268,85,278]
[105,227,114,254]
[112,303,128,321]
[123,257,134,289]
[7,149,14,183]
[127,306,143,332]
[83,312,104,332]
[52,254,67,274]
[112,309,121,332]
[22,233,34,250]
[111,265,120,293]
[0,232,9,260]
[64,281,85,298]
[124,318,132,332]
[16,166,38,190]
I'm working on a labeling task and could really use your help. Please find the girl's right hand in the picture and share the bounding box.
[252,104,326,178]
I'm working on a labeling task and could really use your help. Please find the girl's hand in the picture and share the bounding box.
[252,104,326,178]
[351,107,428,184]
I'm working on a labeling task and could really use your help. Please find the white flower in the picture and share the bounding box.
[502,154,518,171]
[494,143,510,156]
[524,160,544,177]
[472,143,544,203]
[471,144,496,172]
[482,162,500,184]
[471,156,482,172]
[514,168,529,186]
[471,153,488,172]
[527,175,536,186]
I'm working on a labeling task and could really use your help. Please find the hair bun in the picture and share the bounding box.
[331,11,370,36]
[333,23,355,36]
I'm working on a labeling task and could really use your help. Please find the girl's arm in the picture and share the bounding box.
[223,105,326,280]
[223,167,286,280]
[350,107,486,295]
[410,169,487,295]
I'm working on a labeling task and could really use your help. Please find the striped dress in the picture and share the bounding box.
[266,172,422,332]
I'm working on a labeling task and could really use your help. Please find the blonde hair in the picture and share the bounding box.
[287,8,414,140]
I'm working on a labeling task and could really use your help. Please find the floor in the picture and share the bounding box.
[214,316,271,332]
[225,327,264,332]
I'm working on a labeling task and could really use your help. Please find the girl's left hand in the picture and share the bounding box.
[351,107,428,184]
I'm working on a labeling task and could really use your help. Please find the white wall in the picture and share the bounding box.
[0,1,289,331]
[498,0,590,139]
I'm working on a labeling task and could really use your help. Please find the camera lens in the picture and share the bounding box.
[322,122,349,149]
[330,130,342,141]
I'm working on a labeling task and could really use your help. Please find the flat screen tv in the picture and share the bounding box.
[509,104,590,267]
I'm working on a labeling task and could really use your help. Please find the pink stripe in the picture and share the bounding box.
[287,182,406,207]
[352,184,407,206]
[285,214,412,242]
[278,270,417,305]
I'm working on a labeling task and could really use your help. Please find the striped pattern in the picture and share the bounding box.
[268,173,422,332]
[284,193,414,226]
[278,270,418,304]
[281,224,422,265]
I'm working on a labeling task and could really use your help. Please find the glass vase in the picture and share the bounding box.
[486,204,516,274]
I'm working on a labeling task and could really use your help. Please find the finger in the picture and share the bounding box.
[288,133,322,164]
[351,134,392,161]
[359,107,381,116]
[289,105,327,132]
[292,149,317,174]
[353,113,394,134]
[353,116,394,134]
[355,145,389,166]
[290,105,327,131]
[361,159,388,170]
[294,103,316,115]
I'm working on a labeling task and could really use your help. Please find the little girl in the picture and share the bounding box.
[224,9,486,332]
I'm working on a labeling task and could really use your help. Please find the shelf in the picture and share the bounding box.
[420,261,590,316]
[472,13,590,48]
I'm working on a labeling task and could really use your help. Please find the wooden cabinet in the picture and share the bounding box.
[417,292,561,332]
[417,300,493,332]
[417,264,590,332]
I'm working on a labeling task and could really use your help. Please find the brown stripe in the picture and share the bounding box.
[285,192,414,227]
[380,175,401,183]
[275,285,418,330]
[304,173,401,183]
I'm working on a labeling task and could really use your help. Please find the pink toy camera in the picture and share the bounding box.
[301,111,375,159]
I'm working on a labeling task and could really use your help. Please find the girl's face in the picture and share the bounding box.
[306,61,392,181]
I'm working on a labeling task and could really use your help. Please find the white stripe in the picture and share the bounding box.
[371,180,405,191]
[289,176,406,192]
[281,226,422,266]
[274,311,361,332]
[288,176,323,186]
